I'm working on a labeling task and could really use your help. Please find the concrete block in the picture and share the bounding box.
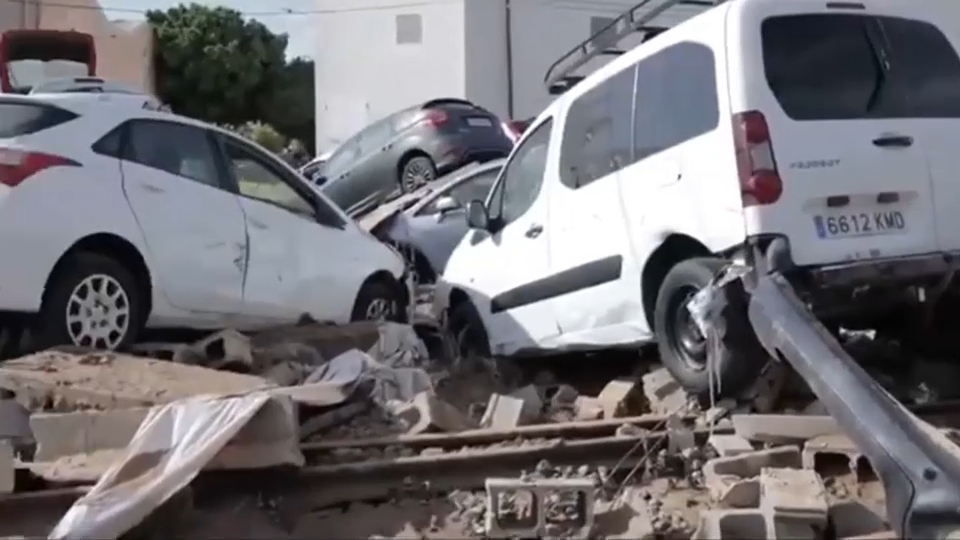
[760,467,828,540]
[507,385,543,423]
[481,394,526,429]
[708,434,754,457]
[574,396,603,421]
[30,406,150,461]
[179,329,254,371]
[803,433,861,472]
[703,446,801,503]
[642,368,688,415]
[598,378,643,418]
[717,477,760,508]
[593,487,654,539]
[692,509,766,540]
[828,500,887,538]
[397,391,475,434]
[0,439,13,494]
[485,477,594,539]
[0,350,272,411]
[732,414,839,443]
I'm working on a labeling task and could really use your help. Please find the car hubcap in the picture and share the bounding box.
[65,274,130,350]
[673,287,707,370]
[403,162,433,190]
[365,297,396,321]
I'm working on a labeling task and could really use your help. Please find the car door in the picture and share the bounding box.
[548,66,646,342]
[873,12,960,255]
[118,118,246,313]
[218,133,359,324]
[460,118,559,355]
[348,117,400,211]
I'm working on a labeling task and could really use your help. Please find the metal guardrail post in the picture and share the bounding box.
[748,273,960,538]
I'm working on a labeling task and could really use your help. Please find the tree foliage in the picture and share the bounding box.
[147,3,287,126]
[236,121,286,153]
[260,57,315,154]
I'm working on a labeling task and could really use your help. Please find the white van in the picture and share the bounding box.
[433,0,960,400]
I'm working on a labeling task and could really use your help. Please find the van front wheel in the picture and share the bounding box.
[653,257,768,402]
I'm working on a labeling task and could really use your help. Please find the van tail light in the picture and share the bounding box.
[0,148,79,187]
[420,109,448,129]
[732,110,782,207]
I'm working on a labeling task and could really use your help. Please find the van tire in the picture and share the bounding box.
[654,257,768,402]
[448,299,490,360]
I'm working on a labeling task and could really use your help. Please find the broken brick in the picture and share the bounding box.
[395,392,474,434]
[642,367,688,415]
[574,396,603,421]
[732,414,839,444]
[703,446,801,503]
[760,467,828,540]
[507,385,543,423]
[708,434,754,457]
[597,378,642,419]
[480,394,527,429]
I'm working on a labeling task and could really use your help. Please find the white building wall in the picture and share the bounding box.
[314,0,711,153]
[314,0,466,153]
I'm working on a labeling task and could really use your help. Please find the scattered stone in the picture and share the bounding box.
[760,467,829,539]
[708,434,754,457]
[642,368,688,415]
[177,329,254,371]
[732,414,839,443]
[598,378,643,419]
[393,391,475,434]
[480,394,527,429]
[507,385,544,423]
[574,396,603,421]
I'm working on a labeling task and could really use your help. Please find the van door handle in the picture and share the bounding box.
[873,135,913,148]
[525,223,543,238]
[139,183,163,193]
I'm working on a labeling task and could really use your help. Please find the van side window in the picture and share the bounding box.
[762,14,900,121]
[633,42,719,160]
[559,68,634,189]
[488,119,553,226]
[878,17,960,118]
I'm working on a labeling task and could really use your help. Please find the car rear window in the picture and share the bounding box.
[761,14,960,120]
[0,101,78,137]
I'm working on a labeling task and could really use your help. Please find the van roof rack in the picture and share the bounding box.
[29,77,142,95]
[544,0,723,94]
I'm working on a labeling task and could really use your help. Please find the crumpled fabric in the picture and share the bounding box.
[305,348,432,404]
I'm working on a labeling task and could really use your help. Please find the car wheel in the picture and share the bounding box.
[350,279,404,323]
[399,156,436,192]
[653,257,768,403]
[37,252,143,351]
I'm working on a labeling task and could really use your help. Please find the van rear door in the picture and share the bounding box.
[874,7,960,255]
[733,2,938,266]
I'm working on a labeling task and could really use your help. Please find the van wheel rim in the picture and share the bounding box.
[65,274,130,350]
[365,298,395,320]
[673,287,707,370]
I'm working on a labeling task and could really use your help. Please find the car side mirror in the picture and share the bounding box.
[465,200,489,230]
[434,196,460,215]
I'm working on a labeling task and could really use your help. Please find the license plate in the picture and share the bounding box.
[813,211,906,239]
[466,117,492,127]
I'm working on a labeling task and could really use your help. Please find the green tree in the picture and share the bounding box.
[261,57,315,154]
[147,3,287,125]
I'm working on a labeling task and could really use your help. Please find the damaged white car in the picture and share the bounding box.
[0,81,410,352]
[434,0,960,402]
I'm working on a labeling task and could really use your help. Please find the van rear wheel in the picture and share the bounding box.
[653,257,768,402]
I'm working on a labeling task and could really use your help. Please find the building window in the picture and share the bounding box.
[590,16,617,49]
[396,13,423,44]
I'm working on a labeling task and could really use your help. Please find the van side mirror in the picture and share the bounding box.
[465,200,489,230]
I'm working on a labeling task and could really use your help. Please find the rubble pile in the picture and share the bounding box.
[0,318,943,539]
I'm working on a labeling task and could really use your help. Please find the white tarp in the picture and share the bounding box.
[49,393,284,539]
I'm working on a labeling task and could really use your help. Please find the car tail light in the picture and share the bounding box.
[0,148,79,187]
[420,109,448,128]
[732,110,782,207]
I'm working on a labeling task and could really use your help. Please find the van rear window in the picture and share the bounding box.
[0,101,78,138]
[761,14,960,120]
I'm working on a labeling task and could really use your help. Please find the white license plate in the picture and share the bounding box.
[813,211,906,239]
[466,117,492,127]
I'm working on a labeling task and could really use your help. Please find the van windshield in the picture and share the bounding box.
[761,14,960,120]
